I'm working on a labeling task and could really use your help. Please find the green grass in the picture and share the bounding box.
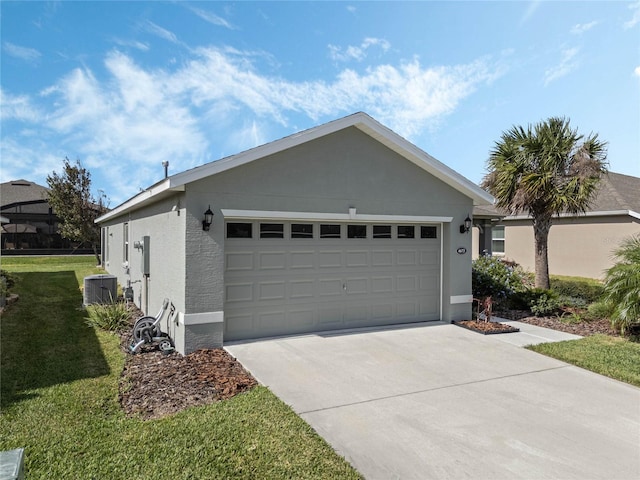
[0,256,361,479]
[527,334,640,387]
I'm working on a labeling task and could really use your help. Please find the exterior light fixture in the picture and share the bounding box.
[202,206,214,231]
[459,215,472,234]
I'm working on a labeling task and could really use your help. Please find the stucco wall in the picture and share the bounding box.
[101,193,186,336]
[185,127,474,334]
[497,215,640,279]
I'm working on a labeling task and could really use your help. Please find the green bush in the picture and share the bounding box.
[472,255,531,301]
[602,235,640,335]
[530,293,561,317]
[584,301,614,320]
[0,270,17,296]
[508,287,554,310]
[85,301,132,332]
[550,277,604,303]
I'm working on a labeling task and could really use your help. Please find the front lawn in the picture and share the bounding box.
[0,256,361,479]
[527,334,640,387]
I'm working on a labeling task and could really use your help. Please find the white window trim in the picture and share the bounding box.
[221,208,452,224]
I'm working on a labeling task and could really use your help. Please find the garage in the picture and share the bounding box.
[224,219,442,341]
[98,112,495,354]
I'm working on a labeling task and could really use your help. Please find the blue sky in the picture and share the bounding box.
[2,1,639,206]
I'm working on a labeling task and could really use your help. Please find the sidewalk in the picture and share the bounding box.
[490,317,583,347]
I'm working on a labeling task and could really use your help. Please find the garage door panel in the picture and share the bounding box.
[226,283,253,302]
[259,252,286,269]
[258,281,286,301]
[226,252,254,271]
[346,277,368,294]
[319,278,344,296]
[372,250,393,266]
[346,251,368,267]
[371,276,394,293]
[224,221,441,341]
[290,280,316,298]
[290,251,315,269]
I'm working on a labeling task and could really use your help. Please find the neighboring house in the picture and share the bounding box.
[0,179,64,252]
[97,112,493,354]
[472,172,640,279]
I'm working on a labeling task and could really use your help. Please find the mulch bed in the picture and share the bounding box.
[118,306,257,420]
[495,309,620,337]
[453,320,519,335]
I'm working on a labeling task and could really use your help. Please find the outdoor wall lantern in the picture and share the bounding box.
[202,206,214,231]
[459,215,472,234]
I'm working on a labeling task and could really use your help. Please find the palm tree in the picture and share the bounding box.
[602,235,640,335]
[481,117,608,289]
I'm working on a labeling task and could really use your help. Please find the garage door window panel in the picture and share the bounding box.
[421,226,437,239]
[397,226,415,239]
[292,223,314,239]
[373,225,392,238]
[348,224,367,239]
[228,223,253,238]
[320,224,341,238]
[260,223,284,238]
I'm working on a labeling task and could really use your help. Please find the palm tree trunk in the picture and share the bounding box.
[532,215,552,289]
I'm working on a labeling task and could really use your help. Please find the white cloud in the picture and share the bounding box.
[328,37,391,62]
[0,88,41,122]
[570,21,598,35]
[624,1,640,29]
[544,47,579,86]
[188,6,235,29]
[112,38,150,51]
[141,20,181,44]
[3,42,41,62]
[634,66,640,78]
[3,47,503,203]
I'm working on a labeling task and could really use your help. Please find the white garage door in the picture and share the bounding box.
[224,221,441,341]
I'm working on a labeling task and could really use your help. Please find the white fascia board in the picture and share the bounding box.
[96,178,178,223]
[503,210,637,221]
[221,209,453,224]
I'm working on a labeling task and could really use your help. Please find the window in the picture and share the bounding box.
[123,223,129,262]
[492,226,505,254]
[227,223,252,238]
[320,224,341,238]
[292,223,313,238]
[102,227,109,264]
[348,224,367,239]
[397,225,415,239]
[373,225,391,239]
[421,226,437,239]
[260,223,284,238]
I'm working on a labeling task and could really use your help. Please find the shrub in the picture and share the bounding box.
[550,277,604,303]
[602,235,640,335]
[85,301,132,332]
[472,255,531,302]
[530,293,561,317]
[508,287,554,310]
[584,301,614,320]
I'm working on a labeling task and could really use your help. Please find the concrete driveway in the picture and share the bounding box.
[226,322,640,480]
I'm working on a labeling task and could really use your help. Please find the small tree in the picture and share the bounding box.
[482,117,608,289]
[47,158,108,264]
[602,235,640,335]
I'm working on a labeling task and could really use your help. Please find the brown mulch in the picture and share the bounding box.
[118,305,257,420]
[495,309,620,337]
[453,320,519,334]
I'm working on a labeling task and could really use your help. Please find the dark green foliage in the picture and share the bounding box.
[46,158,108,264]
[602,235,640,335]
[472,255,530,302]
[550,277,604,303]
[508,287,554,310]
[85,301,132,332]
[482,117,608,289]
[530,293,561,317]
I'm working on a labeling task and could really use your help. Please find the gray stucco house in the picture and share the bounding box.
[97,112,494,354]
